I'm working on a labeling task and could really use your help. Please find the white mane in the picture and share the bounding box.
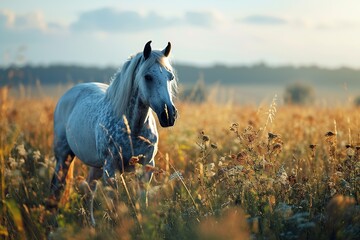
[105,50,177,119]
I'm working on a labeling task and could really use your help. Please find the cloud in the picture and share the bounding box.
[240,14,360,31]
[242,15,287,25]
[0,10,67,48]
[185,11,218,27]
[0,9,64,33]
[0,10,45,31]
[71,8,179,32]
[0,10,12,27]
[1,8,220,36]
[70,8,219,32]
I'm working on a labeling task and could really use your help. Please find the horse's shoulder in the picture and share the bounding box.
[59,83,107,105]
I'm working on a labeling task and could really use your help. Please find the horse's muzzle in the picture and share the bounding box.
[159,105,177,127]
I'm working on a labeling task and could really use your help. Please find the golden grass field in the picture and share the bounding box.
[0,86,359,239]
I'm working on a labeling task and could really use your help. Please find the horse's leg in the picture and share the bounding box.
[103,157,119,219]
[83,167,103,227]
[49,136,75,207]
[45,136,74,232]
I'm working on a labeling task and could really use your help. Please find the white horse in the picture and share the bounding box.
[50,41,177,226]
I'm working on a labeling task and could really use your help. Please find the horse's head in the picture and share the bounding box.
[137,41,178,127]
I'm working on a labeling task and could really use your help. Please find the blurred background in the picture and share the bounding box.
[1,0,360,105]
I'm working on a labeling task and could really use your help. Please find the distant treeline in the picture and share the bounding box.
[1,63,360,88]
[0,65,116,86]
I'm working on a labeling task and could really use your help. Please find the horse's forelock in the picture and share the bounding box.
[137,50,178,96]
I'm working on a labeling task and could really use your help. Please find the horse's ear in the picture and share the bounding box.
[162,42,171,57]
[143,41,152,60]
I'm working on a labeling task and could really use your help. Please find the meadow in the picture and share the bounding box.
[0,85,359,239]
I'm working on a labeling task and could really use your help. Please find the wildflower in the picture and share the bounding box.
[328,181,335,188]
[19,158,25,166]
[129,157,139,165]
[33,150,41,161]
[9,158,18,169]
[134,163,144,176]
[276,165,288,185]
[346,147,355,157]
[8,157,15,164]
[330,188,337,196]
[16,144,27,157]
[129,155,144,165]
[225,165,244,176]
[205,163,216,177]
[77,207,87,217]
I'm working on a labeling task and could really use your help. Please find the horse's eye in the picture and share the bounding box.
[144,74,153,81]
[169,73,175,81]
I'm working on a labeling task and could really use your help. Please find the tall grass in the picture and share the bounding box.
[0,86,359,239]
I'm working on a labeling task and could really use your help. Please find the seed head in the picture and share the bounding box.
[325,131,336,137]
[268,132,278,140]
[210,143,218,149]
[202,135,210,142]
[129,155,144,165]
[273,143,282,151]
[309,144,317,149]
[229,123,238,131]
[236,151,248,162]
[288,174,296,185]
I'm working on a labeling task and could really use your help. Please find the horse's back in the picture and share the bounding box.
[54,83,108,130]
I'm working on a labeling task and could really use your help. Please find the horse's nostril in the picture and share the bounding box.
[161,111,167,121]
[173,108,178,118]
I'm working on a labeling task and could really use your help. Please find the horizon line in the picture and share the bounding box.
[1,61,360,71]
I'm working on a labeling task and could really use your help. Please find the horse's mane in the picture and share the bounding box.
[105,50,177,119]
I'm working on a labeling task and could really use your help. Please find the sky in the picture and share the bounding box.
[1,0,360,68]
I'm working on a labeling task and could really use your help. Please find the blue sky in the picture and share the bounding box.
[1,0,360,67]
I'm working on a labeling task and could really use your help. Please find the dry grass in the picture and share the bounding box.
[0,86,359,239]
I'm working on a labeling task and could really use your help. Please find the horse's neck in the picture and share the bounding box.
[125,92,150,135]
